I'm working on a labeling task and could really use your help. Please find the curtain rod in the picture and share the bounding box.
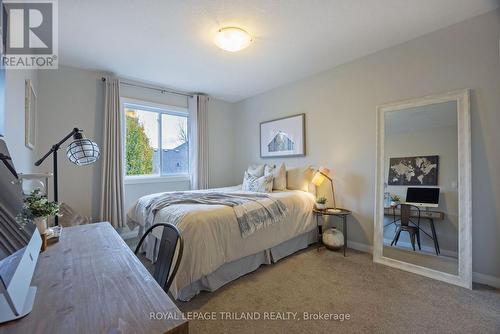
[101,77,194,98]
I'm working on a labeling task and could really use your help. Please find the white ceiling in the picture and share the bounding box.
[59,0,498,102]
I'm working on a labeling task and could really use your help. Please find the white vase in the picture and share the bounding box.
[322,228,344,251]
[316,203,326,210]
[34,217,47,234]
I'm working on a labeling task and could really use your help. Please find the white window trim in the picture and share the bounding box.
[124,175,190,185]
[121,97,190,183]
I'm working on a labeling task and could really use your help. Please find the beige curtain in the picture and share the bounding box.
[188,94,209,189]
[100,77,125,228]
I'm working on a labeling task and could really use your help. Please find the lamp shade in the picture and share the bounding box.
[66,138,100,166]
[311,167,331,186]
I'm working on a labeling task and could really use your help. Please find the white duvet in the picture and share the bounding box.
[127,186,316,299]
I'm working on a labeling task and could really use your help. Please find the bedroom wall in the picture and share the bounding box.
[233,10,500,283]
[3,69,38,173]
[36,65,237,220]
[36,66,104,222]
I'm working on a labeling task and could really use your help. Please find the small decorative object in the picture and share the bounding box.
[312,167,337,208]
[390,194,401,207]
[25,79,37,150]
[21,189,60,236]
[260,114,305,158]
[315,196,327,210]
[388,155,439,185]
[322,227,344,251]
[384,191,391,207]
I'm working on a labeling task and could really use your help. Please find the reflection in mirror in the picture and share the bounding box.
[382,101,458,275]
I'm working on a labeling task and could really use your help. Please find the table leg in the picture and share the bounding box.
[343,215,347,257]
[429,219,440,255]
[317,214,323,251]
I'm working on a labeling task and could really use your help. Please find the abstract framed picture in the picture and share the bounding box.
[388,155,439,185]
[260,114,305,158]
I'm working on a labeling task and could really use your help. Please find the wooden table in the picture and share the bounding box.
[0,222,188,334]
[383,207,444,255]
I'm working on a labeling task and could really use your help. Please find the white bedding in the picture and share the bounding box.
[127,186,316,299]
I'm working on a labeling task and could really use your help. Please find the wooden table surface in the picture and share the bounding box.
[0,222,188,334]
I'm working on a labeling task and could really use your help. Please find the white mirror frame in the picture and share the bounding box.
[373,89,472,289]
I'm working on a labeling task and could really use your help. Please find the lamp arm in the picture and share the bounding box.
[0,154,18,178]
[320,172,336,208]
[320,171,333,182]
[34,128,81,166]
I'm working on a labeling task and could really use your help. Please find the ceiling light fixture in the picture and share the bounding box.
[214,27,252,52]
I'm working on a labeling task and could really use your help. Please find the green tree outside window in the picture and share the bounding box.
[125,110,154,175]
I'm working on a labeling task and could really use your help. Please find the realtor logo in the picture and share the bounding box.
[1,0,58,69]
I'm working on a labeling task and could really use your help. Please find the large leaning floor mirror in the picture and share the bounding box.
[374,89,472,289]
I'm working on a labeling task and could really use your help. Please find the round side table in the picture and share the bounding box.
[313,208,352,256]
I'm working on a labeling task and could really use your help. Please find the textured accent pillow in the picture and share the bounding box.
[242,171,273,193]
[286,166,315,193]
[246,164,265,177]
[265,163,287,191]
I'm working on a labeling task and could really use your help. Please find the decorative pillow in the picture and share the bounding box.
[246,164,265,177]
[286,166,315,193]
[242,171,273,193]
[265,163,287,191]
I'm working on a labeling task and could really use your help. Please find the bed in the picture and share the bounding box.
[127,169,317,301]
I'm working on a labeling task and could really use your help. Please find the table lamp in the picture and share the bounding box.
[35,128,100,225]
[312,166,338,210]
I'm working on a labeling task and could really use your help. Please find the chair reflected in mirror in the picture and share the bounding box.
[389,204,421,251]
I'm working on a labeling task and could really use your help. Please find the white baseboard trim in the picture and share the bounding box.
[347,240,373,253]
[348,240,500,289]
[473,272,500,289]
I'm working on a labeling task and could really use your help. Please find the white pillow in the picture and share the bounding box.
[265,163,287,191]
[246,164,265,177]
[242,171,273,193]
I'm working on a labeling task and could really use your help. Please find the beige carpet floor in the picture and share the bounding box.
[128,239,500,334]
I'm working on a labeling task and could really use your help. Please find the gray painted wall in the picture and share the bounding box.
[3,69,38,173]
[233,10,500,280]
[36,66,104,222]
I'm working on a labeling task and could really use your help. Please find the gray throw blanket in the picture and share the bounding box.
[145,192,288,238]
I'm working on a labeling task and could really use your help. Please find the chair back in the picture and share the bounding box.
[135,223,183,293]
[398,203,421,226]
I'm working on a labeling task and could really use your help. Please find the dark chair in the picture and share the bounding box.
[134,223,183,293]
[390,204,421,251]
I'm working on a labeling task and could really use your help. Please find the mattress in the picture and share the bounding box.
[127,186,316,299]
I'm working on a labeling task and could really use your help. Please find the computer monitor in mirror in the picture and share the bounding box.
[0,138,41,323]
[405,187,440,208]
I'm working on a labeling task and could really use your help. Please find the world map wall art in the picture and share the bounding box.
[388,155,439,186]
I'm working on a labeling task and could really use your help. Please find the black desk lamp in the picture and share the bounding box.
[35,128,100,225]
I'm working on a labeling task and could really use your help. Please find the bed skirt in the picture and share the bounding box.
[143,229,317,301]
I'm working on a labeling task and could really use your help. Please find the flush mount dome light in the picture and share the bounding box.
[214,27,252,52]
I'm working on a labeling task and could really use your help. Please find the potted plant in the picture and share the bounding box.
[390,194,401,207]
[21,189,60,234]
[316,196,328,210]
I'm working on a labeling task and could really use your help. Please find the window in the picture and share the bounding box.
[123,100,189,178]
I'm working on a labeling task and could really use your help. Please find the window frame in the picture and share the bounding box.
[121,97,190,183]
